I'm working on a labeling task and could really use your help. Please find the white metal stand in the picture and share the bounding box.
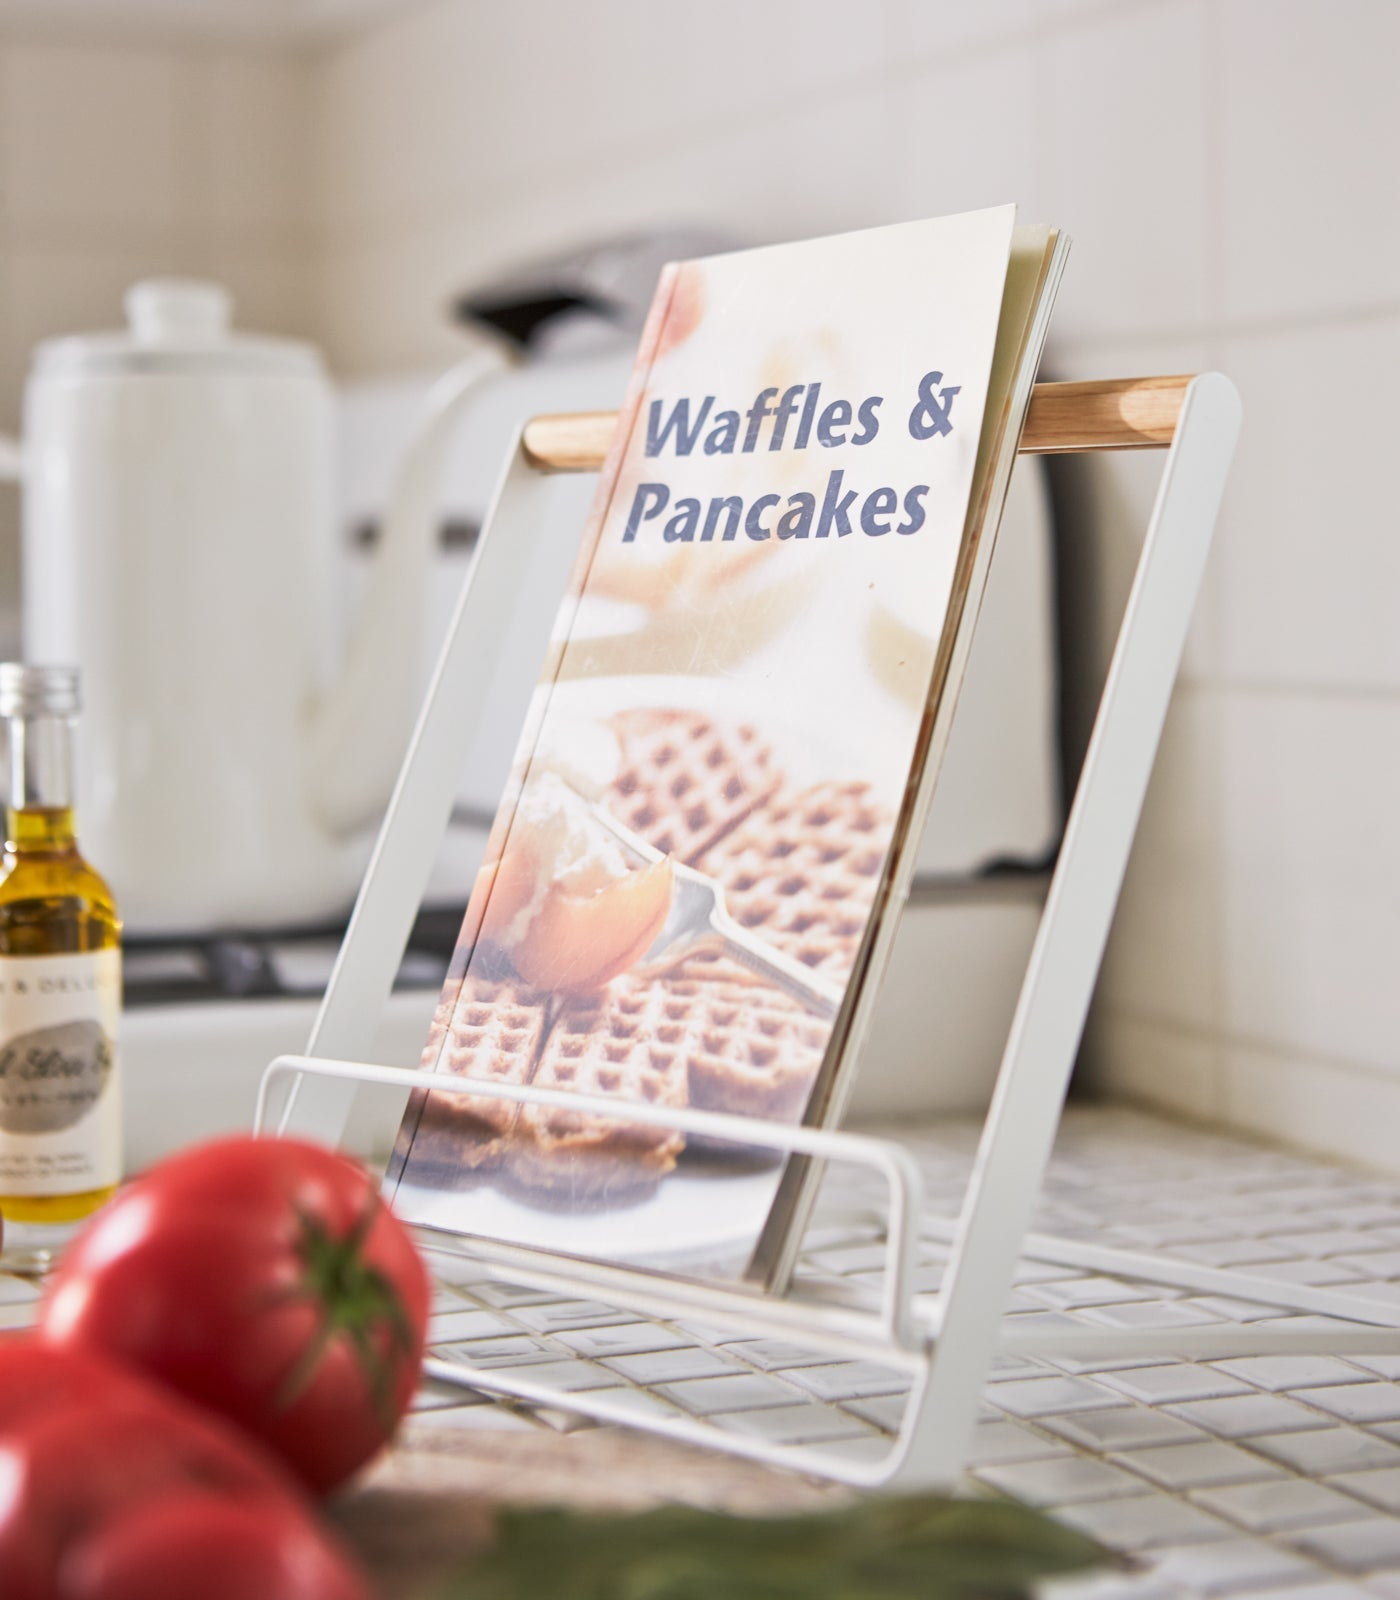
[261,371,1400,1489]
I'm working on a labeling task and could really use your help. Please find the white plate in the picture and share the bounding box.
[397,1151,783,1273]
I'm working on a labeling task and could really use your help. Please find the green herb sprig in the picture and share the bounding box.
[438,1494,1115,1600]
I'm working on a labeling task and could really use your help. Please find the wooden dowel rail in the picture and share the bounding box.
[522,374,1194,474]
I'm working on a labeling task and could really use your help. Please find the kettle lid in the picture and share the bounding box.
[32,279,325,380]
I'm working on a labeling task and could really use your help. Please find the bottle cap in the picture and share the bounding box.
[0,664,81,718]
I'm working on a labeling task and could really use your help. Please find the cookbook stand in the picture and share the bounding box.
[260,370,1400,1489]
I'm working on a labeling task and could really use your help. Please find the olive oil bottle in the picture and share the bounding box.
[0,665,121,1268]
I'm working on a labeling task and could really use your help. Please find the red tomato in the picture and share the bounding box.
[40,1136,430,1494]
[0,1342,369,1600]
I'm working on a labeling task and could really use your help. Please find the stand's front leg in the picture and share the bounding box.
[890,372,1242,1489]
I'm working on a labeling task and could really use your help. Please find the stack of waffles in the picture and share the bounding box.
[407,709,895,1207]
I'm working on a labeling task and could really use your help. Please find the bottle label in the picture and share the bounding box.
[0,950,122,1195]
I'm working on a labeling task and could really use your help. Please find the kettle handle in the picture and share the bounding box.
[0,436,22,480]
[306,345,510,836]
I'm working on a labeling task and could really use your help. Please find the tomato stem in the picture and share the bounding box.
[274,1199,415,1431]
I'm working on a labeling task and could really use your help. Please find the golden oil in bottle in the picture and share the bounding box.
[0,664,121,1271]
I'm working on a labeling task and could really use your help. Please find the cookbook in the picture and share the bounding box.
[386,206,1068,1286]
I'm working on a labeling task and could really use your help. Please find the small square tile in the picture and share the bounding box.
[1043,1354,1162,1377]
[1324,1208,1400,1232]
[1026,1277,1159,1311]
[511,1301,638,1333]
[1077,1299,1222,1331]
[553,1324,692,1359]
[658,1374,804,1416]
[1337,1250,1400,1278]
[1247,1585,1380,1600]
[722,1339,835,1371]
[1188,1295,1292,1324]
[714,1401,870,1446]
[1056,1493,1233,1552]
[782,1362,909,1401]
[966,1418,1069,1466]
[988,1354,1054,1381]
[432,1335,551,1367]
[1212,1356,1370,1393]
[985,1356,1049,1382]
[1098,1366,1253,1405]
[1149,1535,1319,1595]
[472,1284,565,1309]
[1010,1260,1086,1286]
[975,1455,1144,1508]
[1248,1428,1400,1476]
[1038,1578,1169,1600]
[484,1359,615,1394]
[426,1308,520,1342]
[1175,1238,1299,1269]
[1265,1229,1387,1259]
[1346,1282,1400,1308]
[1250,1258,1367,1288]
[412,1380,491,1411]
[1288,1517,1400,1573]
[1291,1383,1400,1424]
[999,1311,1099,1341]
[1115,1439,1284,1490]
[1327,1467,1400,1515]
[1118,1220,1232,1249]
[1359,1357,1400,1381]
[844,1393,909,1433]
[1244,1315,1369,1339]
[1194,1477,1367,1533]
[1042,1407,1204,1452]
[581,1387,684,1422]
[988,1375,1120,1418]
[605,1349,737,1384]
[1167,1393,1333,1438]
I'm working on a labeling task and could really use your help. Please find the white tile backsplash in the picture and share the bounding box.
[890,44,1048,227]
[1220,692,1400,1075]
[0,33,314,424]
[1,40,182,229]
[1221,1045,1400,1179]
[890,0,1036,59]
[1217,315,1400,691]
[198,51,310,236]
[1218,0,1400,324]
[308,0,487,236]
[1044,1,1211,342]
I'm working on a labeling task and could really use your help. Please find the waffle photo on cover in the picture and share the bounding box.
[399,708,889,1210]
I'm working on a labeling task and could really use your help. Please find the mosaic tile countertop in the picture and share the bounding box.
[10,1104,1400,1598]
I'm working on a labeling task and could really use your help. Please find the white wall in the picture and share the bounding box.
[0,27,312,648]
[2,0,1396,1169]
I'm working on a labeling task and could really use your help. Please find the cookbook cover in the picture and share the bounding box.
[387,207,1020,1276]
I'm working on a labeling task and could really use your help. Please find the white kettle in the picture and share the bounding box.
[1,279,505,932]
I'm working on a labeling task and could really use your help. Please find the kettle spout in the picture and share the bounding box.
[306,346,510,837]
